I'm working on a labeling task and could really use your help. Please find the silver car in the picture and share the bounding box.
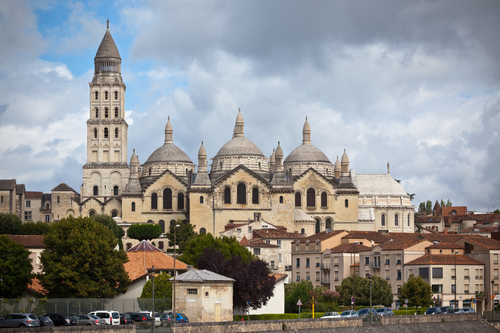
[340,310,359,317]
[0,313,40,328]
[376,307,394,316]
[74,314,105,325]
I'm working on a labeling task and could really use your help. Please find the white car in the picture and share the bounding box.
[88,311,120,325]
[321,312,341,319]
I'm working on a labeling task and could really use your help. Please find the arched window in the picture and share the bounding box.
[113,186,118,196]
[315,219,320,234]
[104,127,108,138]
[301,228,305,234]
[163,189,172,209]
[381,214,386,226]
[252,188,259,204]
[159,241,164,250]
[345,199,349,208]
[395,214,399,226]
[200,228,207,235]
[94,128,97,138]
[224,187,231,204]
[295,192,301,207]
[89,210,96,217]
[280,196,284,203]
[321,192,327,207]
[237,183,246,204]
[114,91,118,100]
[114,128,119,138]
[151,193,158,209]
[105,91,108,100]
[407,214,411,227]
[326,218,332,230]
[178,192,185,210]
[105,108,109,118]
[93,186,98,196]
[159,220,165,233]
[170,220,176,227]
[147,220,153,223]
[200,196,204,204]
[131,202,136,212]
[95,91,98,100]
[111,210,118,217]
[114,108,119,118]
[307,189,315,207]
[95,108,99,118]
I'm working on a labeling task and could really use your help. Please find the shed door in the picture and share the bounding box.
[214,303,221,322]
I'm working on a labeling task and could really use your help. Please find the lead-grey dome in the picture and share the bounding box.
[284,144,330,164]
[215,137,264,157]
[145,143,193,164]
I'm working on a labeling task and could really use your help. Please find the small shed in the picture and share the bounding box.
[171,269,235,323]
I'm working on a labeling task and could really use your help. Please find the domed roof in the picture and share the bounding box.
[145,143,193,164]
[215,137,264,157]
[284,144,331,164]
[341,149,349,163]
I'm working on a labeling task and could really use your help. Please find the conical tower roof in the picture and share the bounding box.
[95,21,121,59]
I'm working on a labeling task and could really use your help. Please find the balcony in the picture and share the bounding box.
[321,263,330,270]
[494,260,498,264]
[334,277,339,281]
[284,265,292,271]
[321,279,330,284]
[334,263,339,267]
[370,262,381,269]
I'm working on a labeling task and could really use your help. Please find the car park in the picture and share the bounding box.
[340,310,358,317]
[0,313,40,328]
[357,308,377,316]
[44,313,73,326]
[425,307,442,315]
[74,314,105,326]
[37,316,54,327]
[320,312,341,319]
[88,310,120,325]
[376,308,394,316]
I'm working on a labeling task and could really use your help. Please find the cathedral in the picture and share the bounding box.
[70,24,415,237]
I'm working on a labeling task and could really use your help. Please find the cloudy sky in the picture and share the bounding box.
[1,0,499,212]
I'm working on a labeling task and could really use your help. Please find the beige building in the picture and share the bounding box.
[172,269,235,323]
[330,242,372,290]
[0,179,25,219]
[24,192,43,222]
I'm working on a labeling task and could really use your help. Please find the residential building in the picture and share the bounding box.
[330,242,372,290]
[0,179,25,219]
[24,192,43,222]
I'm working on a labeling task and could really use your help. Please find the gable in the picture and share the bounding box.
[214,166,270,191]
[293,168,335,193]
[144,169,188,195]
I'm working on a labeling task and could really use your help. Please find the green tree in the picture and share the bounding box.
[127,223,162,241]
[92,214,125,239]
[0,235,34,297]
[446,199,453,207]
[39,216,130,298]
[19,221,52,235]
[179,234,254,265]
[418,202,426,213]
[425,200,433,214]
[494,209,500,214]
[440,199,446,208]
[165,221,197,253]
[285,280,314,313]
[0,213,22,235]
[138,272,172,312]
[337,275,392,306]
[398,275,432,308]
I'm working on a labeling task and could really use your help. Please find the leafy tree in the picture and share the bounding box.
[138,272,172,312]
[0,235,33,297]
[285,280,314,313]
[165,221,197,253]
[418,202,426,213]
[398,275,432,308]
[39,216,130,298]
[446,199,453,207]
[196,247,274,311]
[440,199,446,208]
[179,234,254,265]
[19,221,52,235]
[337,275,392,306]
[127,223,162,241]
[0,213,22,235]
[425,200,433,214]
[92,214,125,239]
[494,209,500,214]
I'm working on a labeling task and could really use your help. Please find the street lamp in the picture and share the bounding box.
[368,274,373,325]
[353,241,359,309]
[492,279,496,318]
[147,265,158,331]
[173,224,180,328]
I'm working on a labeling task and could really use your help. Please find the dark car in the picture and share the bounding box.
[44,313,73,326]
[125,312,152,322]
[38,316,54,327]
[156,313,172,322]
[425,307,442,315]
[0,313,40,328]
[440,306,455,314]
[120,313,134,325]
[357,308,377,316]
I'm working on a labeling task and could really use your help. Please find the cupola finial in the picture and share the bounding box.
[107,20,109,29]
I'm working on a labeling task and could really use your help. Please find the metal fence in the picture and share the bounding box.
[0,298,172,316]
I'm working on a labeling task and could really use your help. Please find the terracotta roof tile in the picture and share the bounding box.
[253,229,304,239]
[25,191,43,198]
[378,239,429,250]
[299,230,346,243]
[442,206,468,216]
[27,278,46,295]
[342,231,391,243]
[239,235,250,247]
[125,251,188,283]
[8,235,44,248]
[405,254,484,266]
[271,273,288,283]
[425,242,463,249]
[249,239,279,248]
[462,237,500,250]
[330,243,372,253]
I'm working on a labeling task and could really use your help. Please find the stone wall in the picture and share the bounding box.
[0,325,134,333]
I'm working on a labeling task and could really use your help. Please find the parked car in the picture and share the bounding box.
[320,312,341,319]
[74,314,105,326]
[139,311,160,325]
[340,310,358,318]
[376,308,394,316]
[165,312,189,323]
[156,313,173,322]
[461,307,475,313]
[126,312,153,322]
[425,307,442,315]
[440,306,455,314]
[44,313,73,326]
[88,310,120,325]
[357,308,377,316]
[0,313,40,328]
[37,316,54,327]
[120,313,134,325]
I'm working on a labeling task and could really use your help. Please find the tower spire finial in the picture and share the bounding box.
[107,19,109,29]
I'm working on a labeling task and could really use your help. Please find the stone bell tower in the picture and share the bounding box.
[82,21,130,202]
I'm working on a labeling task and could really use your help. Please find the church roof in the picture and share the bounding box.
[215,136,264,157]
[95,26,121,59]
[284,144,331,164]
[145,143,193,164]
[52,183,78,193]
[355,174,407,196]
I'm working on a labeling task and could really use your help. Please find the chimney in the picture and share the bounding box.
[187,265,194,271]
